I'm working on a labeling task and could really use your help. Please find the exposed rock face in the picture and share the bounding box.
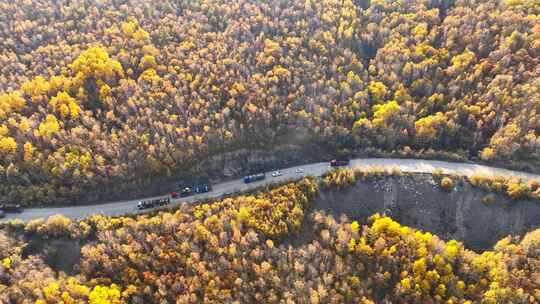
[199,144,324,179]
[312,175,540,251]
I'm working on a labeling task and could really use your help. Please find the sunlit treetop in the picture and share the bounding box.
[70,46,124,83]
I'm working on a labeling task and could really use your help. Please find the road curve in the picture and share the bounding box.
[3,158,540,222]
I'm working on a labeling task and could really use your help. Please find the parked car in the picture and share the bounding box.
[244,173,266,183]
[295,168,304,174]
[137,201,150,210]
[271,170,282,177]
[173,182,212,198]
[180,187,193,197]
[330,159,349,167]
[194,184,212,193]
[137,197,170,210]
[0,203,23,213]
[157,198,170,206]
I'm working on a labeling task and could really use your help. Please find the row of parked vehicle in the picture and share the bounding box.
[138,183,214,210]
[1,159,349,216]
[0,160,350,215]
[243,167,307,184]
[1,159,349,215]
[139,159,349,210]
[170,183,212,199]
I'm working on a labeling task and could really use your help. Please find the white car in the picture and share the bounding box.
[295,168,304,174]
[271,170,282,177]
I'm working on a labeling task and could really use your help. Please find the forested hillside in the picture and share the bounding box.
[1,178,539,303]
[0,0,539,205]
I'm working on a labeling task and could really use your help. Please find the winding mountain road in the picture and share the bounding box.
[3,158,540,222]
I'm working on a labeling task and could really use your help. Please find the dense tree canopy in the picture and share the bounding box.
[1,179,539,303]
[0,0,539,205]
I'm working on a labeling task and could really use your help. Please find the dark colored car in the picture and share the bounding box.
[157,198,170,206]
[176,182,212,197]
[194,184,212,193]
[137,201,150,210]
[330,159,349,167]
[244,173,266,183]
[0,210,5,219]
[180,187,193,197]
[0,203,23,213]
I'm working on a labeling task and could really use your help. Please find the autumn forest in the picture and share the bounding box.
[1,178,539,303]
[0,0,538,205]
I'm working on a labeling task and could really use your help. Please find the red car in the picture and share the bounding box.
[330,159,349,167]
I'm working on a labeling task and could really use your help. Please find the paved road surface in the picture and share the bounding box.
[3,158,540,222]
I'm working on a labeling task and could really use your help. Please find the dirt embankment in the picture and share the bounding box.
[310,175,540,251]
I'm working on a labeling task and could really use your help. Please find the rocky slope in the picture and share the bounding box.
[311,174,540,251]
